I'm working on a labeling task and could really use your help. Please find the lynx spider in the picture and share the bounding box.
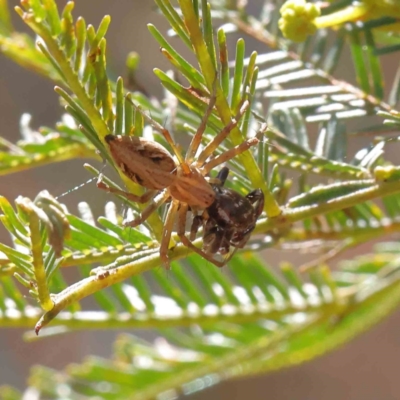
[97,93,263,269]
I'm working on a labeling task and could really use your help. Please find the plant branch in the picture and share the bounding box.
[178,0,281,217]
[229,14,393,112]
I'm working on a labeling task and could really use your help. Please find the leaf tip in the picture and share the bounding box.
[34,320,42,336]
[14,6,24,18]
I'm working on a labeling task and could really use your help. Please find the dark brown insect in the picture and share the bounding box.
[189,167,264,264]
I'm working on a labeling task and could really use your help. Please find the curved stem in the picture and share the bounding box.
[315,4,370,29]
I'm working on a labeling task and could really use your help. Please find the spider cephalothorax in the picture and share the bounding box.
[97,96,264,269]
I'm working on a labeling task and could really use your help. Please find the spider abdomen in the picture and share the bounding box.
[105,134,177,190]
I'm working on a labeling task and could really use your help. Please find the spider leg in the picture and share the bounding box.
[196,100,249,167]
[124,190,170,228]
[185,89,217,163]
[97,173,155,203]
[202,137,259,174]
[202,122,269,174]
[159,200,179,270]
[177,204,227,268]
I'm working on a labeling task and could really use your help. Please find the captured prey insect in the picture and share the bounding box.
[191,166,264,259]
[97,95,265,269]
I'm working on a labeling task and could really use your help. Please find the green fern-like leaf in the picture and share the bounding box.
[1,0,400,399]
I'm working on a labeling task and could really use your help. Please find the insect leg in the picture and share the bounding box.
[212,166,230,187]
[246,189,265,217]
[190,215,204,241]
[203,225,224,255]
[177,204,227,268]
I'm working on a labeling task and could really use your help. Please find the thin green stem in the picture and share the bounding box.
[0,301,338,332]
[315,3,370,29]
[255,179,400,233]
[290,182,399,219]
[0,143,97,176]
